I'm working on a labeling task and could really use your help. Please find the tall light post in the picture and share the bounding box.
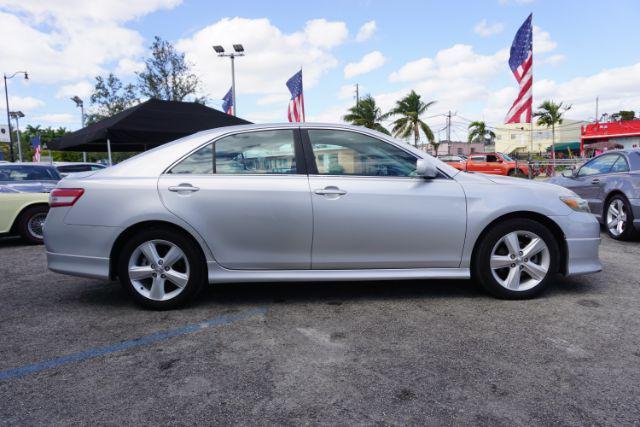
[213,44,244,116]
[4,71,28,162]
[71,96,87,162]
[9,111,24,162]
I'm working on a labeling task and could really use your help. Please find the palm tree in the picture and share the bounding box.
[467,121,496,145]
[343,95,390,135]
[385,90,436,149]
[533,100,571,171]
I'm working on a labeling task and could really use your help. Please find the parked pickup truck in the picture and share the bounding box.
[443,152,530,177]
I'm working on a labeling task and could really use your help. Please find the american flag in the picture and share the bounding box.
[505,14,533,124]
[31,135,42,162]
[286,70,305,122]
[222,87,234,115]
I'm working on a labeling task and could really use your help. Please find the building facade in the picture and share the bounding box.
[425,141,485,157]
[581,120,640,155]
[494,120,584,154]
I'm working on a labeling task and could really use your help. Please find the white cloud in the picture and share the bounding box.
[0,1,181,84]
[56,81,94,100]
[1,94,45,115]
[539,54,565,66]
[176,17,346,100]
[32,113,77,124]
[474,20,504,37]
[389,58,435,83]
[356,20,376,42]
[304,18,349,49]
[533,25,557,54]
[337,84,360,100]
[116,58,145,76]
[344,51,386,79]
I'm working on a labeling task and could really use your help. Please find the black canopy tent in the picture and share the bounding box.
[48,99,251,163]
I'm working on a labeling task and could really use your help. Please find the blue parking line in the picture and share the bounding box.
[0,307,267,381]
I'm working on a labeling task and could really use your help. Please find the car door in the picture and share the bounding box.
[484,154,504,174]
[158,128,313,270]
[303,128,467,269]
[466,155,487,173]
[571,154,619,214]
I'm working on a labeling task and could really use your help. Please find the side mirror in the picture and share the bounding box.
[416,159,438,179]
[561,169,574,178]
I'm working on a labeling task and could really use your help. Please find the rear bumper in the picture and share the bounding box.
[46,252,110,280]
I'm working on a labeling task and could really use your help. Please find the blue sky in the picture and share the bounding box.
[2,0,640,141]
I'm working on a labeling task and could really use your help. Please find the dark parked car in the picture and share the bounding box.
[0,163,61,193]
[548,149,640,240]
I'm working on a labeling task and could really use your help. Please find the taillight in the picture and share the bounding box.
[50,188,84,207]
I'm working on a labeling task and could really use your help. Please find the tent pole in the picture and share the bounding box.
[107,138,113,166]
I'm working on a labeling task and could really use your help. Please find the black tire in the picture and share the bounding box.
[117,227,206,310]
[17,205,49,244]
[507,169,525,178]
[604,195,639,241]
[473,218,559,299]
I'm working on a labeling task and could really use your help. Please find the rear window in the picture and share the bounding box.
[0,166,60,181]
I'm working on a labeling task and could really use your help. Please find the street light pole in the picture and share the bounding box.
[71,96,87,162]
[213,44,245,116]
[3,71,28,162]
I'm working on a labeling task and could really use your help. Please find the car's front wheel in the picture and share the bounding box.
[605,195,638,241]
[473,218,559,299]
[118,228,206,309]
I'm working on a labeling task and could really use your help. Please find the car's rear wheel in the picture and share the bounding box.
[473,218,559,299]
[508,169,525,178]
[17,205,49,244]
[118,228,206,309]
[605,195,638,241]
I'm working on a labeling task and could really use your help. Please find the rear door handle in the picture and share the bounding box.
[314,187,347,196]
[591,179,600,184]
[168,184,200,193]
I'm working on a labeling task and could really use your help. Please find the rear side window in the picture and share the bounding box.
[610,156,629,173]
[169,130,297,175]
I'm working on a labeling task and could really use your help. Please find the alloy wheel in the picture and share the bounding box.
[27,213,47,240]
[128,239,190,301]
[606,199,627,237]
[490,231,550,291]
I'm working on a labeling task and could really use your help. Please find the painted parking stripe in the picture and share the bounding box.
[0,307,267,381]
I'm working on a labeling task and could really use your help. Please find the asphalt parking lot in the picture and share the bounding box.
[0,233,639,425]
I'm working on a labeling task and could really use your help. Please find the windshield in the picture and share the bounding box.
[0,165,61,181]
[498,152,513,162]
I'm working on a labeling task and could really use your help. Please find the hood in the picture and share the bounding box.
[456,172,575,195]
[0,181,58,193]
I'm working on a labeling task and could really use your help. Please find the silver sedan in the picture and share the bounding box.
[44,124,602,309]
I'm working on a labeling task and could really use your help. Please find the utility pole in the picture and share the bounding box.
[355,84,360,106]
[446,110,452,155]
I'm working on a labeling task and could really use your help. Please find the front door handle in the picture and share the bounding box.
[169,184,200,193]
[591,178,600,184]
[314,186,347,196]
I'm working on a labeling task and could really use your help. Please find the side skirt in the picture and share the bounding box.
[207,262,470,284]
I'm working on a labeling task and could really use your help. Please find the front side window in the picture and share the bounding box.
[307,130,417,177]
[577,154,618,177]
[470,155,486,162]
[170,130,297,175]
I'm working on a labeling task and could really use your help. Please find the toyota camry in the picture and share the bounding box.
[44,124,601,309]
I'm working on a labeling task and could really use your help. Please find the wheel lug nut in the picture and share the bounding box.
[151,264,156,269]
[510,255,516,259]
[158,259,163,265]
[524,258,528,262]
[511,263,516,268]
[152,273,157,277]
[164,266,170,271]
[518,251,523,255]
[161,274,166,279]
[519,265,524,269]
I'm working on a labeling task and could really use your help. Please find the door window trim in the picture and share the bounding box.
[163,127,307,176]
[299,128,450,180]
[576,153,619,177]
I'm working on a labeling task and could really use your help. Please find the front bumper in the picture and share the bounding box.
[550,211,602,276]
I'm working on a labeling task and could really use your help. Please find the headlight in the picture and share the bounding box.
[559,196,590,213]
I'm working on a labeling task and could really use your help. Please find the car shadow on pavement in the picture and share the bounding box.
[0,236,29,248]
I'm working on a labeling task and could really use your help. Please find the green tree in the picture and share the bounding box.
[137,36,202,102]
[88,73,138,124]
[533,100,571,167]
[385,90,436,149]
[467,121,496,144]
[343,95,390,135]
[15,125,80,162]
[610,110,635,121]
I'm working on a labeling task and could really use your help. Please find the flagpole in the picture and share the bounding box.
[300,67,305,122]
